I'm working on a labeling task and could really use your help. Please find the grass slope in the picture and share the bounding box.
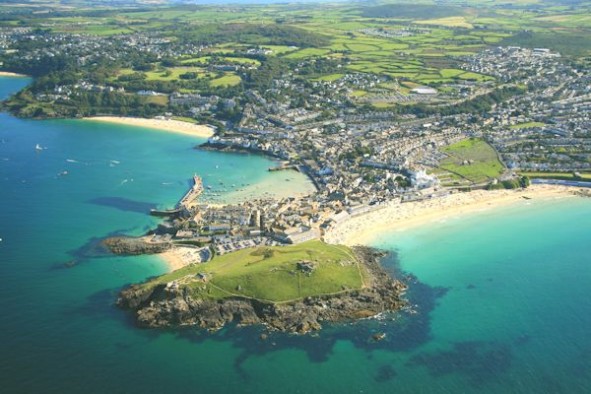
[146,241,366,303]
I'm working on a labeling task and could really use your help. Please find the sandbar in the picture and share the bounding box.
[85,116,214,138]
[324,185,577,246]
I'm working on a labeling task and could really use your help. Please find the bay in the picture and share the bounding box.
[1,75,590,393]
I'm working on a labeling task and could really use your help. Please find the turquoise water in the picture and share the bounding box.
[1,75,590,393]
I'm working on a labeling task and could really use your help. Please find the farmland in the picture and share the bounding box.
[4,0,590,95]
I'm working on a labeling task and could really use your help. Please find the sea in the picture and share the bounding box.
[1,75,590,393]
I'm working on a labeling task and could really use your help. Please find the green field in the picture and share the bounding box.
[284,48,331,59]
[145,67,208,81]
[209,73,242,87]
[519,171,591,181]
[143,241,366,303]
[510,122,546,129]
[313,73,345,82]
[415,16,474,28]
[439,138,505,184]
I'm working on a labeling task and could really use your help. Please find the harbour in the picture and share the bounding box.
[150,174,203,216]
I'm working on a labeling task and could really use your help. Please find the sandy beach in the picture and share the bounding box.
[159,246,212,271]
[324,185,577,246]
[0,71,29,77]
[203,170,317,205]
[85,116,215,138]
[159,249,188,272]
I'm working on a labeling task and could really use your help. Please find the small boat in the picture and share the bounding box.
[35,144,44,151]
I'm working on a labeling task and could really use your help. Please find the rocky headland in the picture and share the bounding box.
[102,237,171,255]
[117,247,408,334]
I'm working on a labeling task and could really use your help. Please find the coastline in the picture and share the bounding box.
[157,185,576,273]
[0,71,29,77]
[324,185,577,246]
[84,116,214,138]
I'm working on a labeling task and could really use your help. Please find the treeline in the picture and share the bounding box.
[501,30,591,56]
[429,86,525,116]
[1,53,77,77]
[176,23,330,48]
[5,89,164,119]
[294,58,343,76]
[243,57,284,91]
[360,4,464,19]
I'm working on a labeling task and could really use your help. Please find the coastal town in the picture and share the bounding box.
[1,6,591,268]
[3,2,591,393]
[104,46,587,267]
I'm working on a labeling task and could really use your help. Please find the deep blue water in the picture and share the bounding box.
[1,75,590,393]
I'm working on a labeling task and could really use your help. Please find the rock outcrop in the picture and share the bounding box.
[102,237,171,255]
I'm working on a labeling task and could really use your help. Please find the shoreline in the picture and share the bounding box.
[0,71,29,77]
[84,116,214,138]
[156,185,578,273]
[324,185,577,246]
[159,249,192,272]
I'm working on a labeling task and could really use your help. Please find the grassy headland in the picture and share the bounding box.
[141,240,367,303]
[118,241,406,333]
